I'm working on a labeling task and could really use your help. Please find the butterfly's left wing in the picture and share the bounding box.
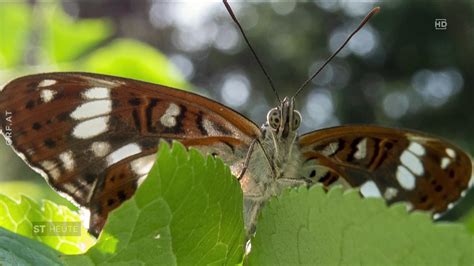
[0,72,261,236]
[299,125,472,214]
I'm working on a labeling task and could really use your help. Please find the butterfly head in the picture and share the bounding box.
[266,97,301,139]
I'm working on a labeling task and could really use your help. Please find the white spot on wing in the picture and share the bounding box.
[396,165,416,190]
[38,79,57,87]
[400,150,424,176]
[407,142,425,156]
[59,150,75,172]
[40,160,60,180]
[130,154,156,176]
[76,178,89,188]
[40,160,55,171]
[63,183,76,192]
[446,148,456,158]
[354,138,367,160]
[202,119,225,136]
[321,142,339,156]
[203,119,214,134]
[360,180,382,198]
[73,116,109,139]
[40,89,57,103]
[70,100,112,120]
[160,103,180,127]
[384,187,398,200]
[91,141,111,157]
[106,143,141,166]
[441,157,451,169]
[82,87,111,99]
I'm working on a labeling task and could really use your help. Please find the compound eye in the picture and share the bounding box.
[293,111,302,129]
[267,108,281,129]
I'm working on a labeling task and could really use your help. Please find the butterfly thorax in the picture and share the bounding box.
[243,131,303,195]
[241,97,306,232]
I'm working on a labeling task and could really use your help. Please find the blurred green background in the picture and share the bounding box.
[0,0,472,229]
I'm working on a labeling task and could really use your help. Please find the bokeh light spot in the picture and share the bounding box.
[169,54,194,80]
[220,73,251,108]
[383,91,410,119]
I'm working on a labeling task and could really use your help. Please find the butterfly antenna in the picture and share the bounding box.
[294,7,380,98]
[223,0,281,103]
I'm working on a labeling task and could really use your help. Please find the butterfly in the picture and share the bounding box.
[0,3,472,237]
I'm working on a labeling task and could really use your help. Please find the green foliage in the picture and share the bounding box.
[0,0,188,92]
[0,228,63,265]
[0,195,94,254]
[0,0,110,68]
[74,141,245,265]
[40,1,113,63]
[80,39,188,89]
[462,209,474,235]
[247,186,474,266]
[0,1,31,68]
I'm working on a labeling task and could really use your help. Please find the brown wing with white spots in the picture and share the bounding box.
[299,125,472,215]
[0,72,261,236]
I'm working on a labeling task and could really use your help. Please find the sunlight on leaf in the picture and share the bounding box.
[0,181,77,211]
[0,195,94,254]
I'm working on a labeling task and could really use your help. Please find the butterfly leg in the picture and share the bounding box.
[238,138,276,180]
[238,139,258,180]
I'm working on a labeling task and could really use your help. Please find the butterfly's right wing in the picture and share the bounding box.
[0,72,261,235]
[298,125,472,215]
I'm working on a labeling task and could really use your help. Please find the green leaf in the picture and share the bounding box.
[248,186,474,266]
[0,195,95,254]
[462,208,474,235]
[79,39,189,89]
[0,181,78,211]
[0,0,31,68]
[0,227,63,266]
[78,141,244,265]
[41,1,113,63]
